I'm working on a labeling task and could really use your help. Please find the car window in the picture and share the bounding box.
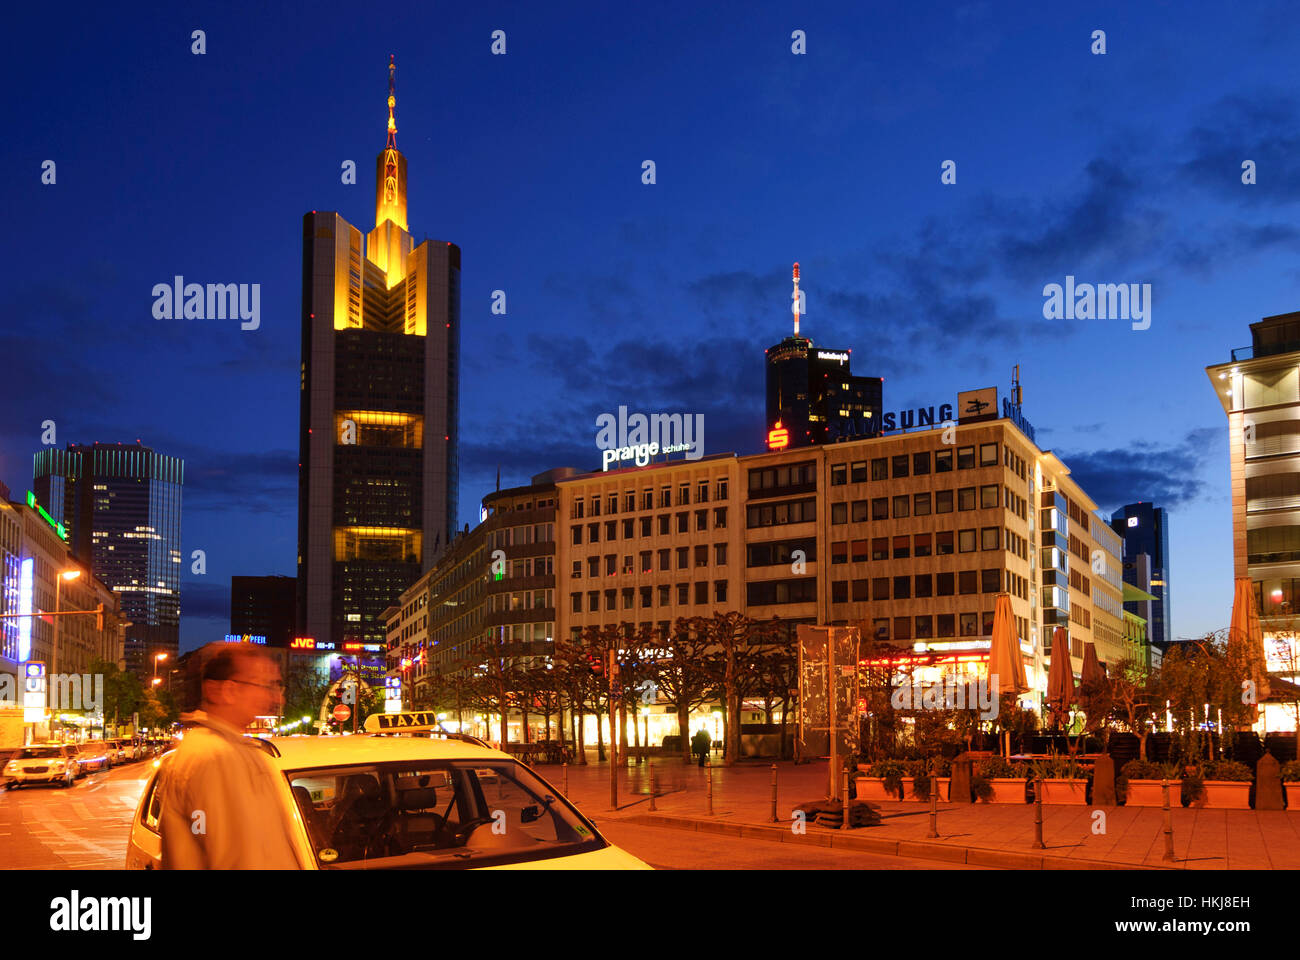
[18,746,61,759]
[286,760,601,869]
[141,768,167,834]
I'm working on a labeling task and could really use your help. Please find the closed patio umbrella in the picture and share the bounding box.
[1077,642,1110,744]
[1045,627,1075,733]
[1228,577,1271,726]
[987,593,1028,757]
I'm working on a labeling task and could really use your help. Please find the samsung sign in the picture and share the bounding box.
[881,404,954,432]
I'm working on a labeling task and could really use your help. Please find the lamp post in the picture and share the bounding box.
[51,569,81,680]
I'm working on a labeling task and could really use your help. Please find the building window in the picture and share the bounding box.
[591,497,601,517]
[831,464,847,486]
[957,446,975,469]
[936,490,953,514]
[959,612,978,636]
[872,618,890,641]
[658,584,670,606]
[640,550,653,572]
[832,541,848,564]
[658,549,670,571]
[640,586,652,608]
[606,554,617,575]
[935,450,953,473]
[660,487,671,508]
[913,452,931,476]
[981,527,1000,550]
[958,529,976,552]
[892,495,909,519]
[588,522,599,542]
[715,543,727,565]
[571,593,582,613]
[851,539,869,562]
[893,535,910,559]
[981,568,1000,593]
[958,570,978,594]
[871,498,888,521]
[677,513,688,534]
[640,516,652,537]
[697,481,709,503]
[936,531,954,555]
[588,591,599,612]
[872,578,889,600]
[695,582,708,604]
[608,494,618,514]
[872,537,888,561]
[574,500,585,519]
[714,507,728,528]
[892,455,909,479]
[915,574,933,598]
[914,533,932,557]
[913,492,931,516]
[832,580,848,604]
[642,489,653,510]
[958,487,976,511]
[851,462,867,483]
[937,572,954,596]
[894,617,912,641]
[679,484,690,506]
[980,443,998,466]
[716,479,729,500]
[715,580,728,603]
[695,509,707,531]
[695,545,709,567]
[677,547,688,569]
[606,520,616,540]
[938,613,955,637]
[622,588,634,609]
[832,502,848,525]
[623,518,634,539]
[851,500,868,522]
[658,515,670,536]
[572,560,582,579]
[677,583,689,605]
[982,610,996,635]
[587,557,600,577]
[871,458,888,480]
[572,527,582,546]
[852,579,869,601]
[980,485,999,509]
[893,576,911,599]
[625,492,636,512]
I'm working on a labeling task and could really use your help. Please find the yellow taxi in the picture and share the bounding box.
[126,712,649,870]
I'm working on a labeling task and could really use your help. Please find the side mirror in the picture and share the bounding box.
[521,804,542,823]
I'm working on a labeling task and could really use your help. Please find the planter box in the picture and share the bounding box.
[901,776,950,802]
[1198,780,1252,809]
[1286,782,1300,809]
[980,777,1028,804]
[854,777,894,802]
[1038,778,1088,804]
[1124,779,1171,807]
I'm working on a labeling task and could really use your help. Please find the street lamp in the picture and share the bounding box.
[51,569,81,679]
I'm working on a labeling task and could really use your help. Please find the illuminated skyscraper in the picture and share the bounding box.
[298,57,460,649]
[32,441,183,675]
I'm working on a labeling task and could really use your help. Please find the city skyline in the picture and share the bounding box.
[6,2,1300,653]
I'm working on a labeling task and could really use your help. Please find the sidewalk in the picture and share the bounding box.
[543,755,1300,870]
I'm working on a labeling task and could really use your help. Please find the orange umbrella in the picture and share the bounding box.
[1228,578,1271,724]
[988,593,1028,698]
[1045,626,1075,730]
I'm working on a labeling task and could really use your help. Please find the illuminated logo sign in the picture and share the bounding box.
[957,388,997,423]
[1001,397,1037,444]
[364,710,440,733]
[18,558,33,662]
[291,637,316,649]
[223,634,267,644]
[1127,516,1139,528]
[341,642,383,653]
[767,421,790,451]
[25,492,67,541]
[881,404,954,432]
[595,406,704,470]
[816,351,849,364]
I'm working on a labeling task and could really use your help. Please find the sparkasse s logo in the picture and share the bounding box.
[49,890,151,941]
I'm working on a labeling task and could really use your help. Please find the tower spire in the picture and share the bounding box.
[374,53,408,234]
[386,54,397,151]
[791,262,802,337]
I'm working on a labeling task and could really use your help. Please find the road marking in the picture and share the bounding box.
[27,813,117,858]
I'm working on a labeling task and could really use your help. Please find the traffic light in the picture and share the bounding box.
[589,655,603,675]
[95,603,104,631]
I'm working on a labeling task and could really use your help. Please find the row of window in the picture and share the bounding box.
[830,484,1009,524]
[571,508,729,544]
[829,444,1001,487]
[571,544,729,578]
[487,523,554,550]
[571,480,730,518]
[828,527,1008,562]
[485,589,554,614]
[572,581,729,612]
[866,610,1028,642]
[831,568,1004,602]
[747,497,816,528]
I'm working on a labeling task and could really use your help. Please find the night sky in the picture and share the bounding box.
[4,1,1299,653]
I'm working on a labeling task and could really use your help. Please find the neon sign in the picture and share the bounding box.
[767,421,790,451]
[26,491,67,541]
[18,558,33,661]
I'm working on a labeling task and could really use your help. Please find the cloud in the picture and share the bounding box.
[1054,427,1221,514]
[180,580,229,622]
[1181,94,1300,204]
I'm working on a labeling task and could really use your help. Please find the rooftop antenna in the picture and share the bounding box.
[792,262,802,337]
[1011,364,1023,406]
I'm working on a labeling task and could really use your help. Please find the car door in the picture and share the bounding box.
[127,765,166,869]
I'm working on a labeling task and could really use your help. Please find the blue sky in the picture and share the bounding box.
[3,0,1299,652]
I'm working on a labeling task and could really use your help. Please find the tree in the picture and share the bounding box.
[1109,656,1155,760]
[700,612,780,766]
[282,658,333,730]
[658,617,715,762]
[89,658,144,734]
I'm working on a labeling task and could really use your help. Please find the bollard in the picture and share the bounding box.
[648,760,657,812]
[705,760,714,815]
[1032,778,1045,849]
[1161,778,1175,862]
[563,762,568,797]
[927,772,939,838]
[770,763,779,823]
[841,771,850,831]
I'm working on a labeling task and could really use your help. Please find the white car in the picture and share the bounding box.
[127,724,650,870]
[4,744,79,788]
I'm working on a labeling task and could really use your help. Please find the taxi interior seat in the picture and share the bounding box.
[291,785,330,849]
[331,774,395,859]
[394,786,445,851]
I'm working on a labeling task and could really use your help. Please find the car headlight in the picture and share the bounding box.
[3,762,16,773]
[50,761,65,770]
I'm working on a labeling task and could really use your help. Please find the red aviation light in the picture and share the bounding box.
[767,421,790,451]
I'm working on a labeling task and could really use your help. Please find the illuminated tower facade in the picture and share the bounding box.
[298,57,460,649]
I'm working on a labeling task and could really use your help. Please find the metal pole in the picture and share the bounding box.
[649,760,657,812]
[927,772,939,838]
[609,649,618,809]
[841,770,850,830]
[52,576,61,680]
[770,763,778,823]
[1032,777,1045,849]
[1161,778,1175,862]
[706,759,713,815]
[562,761,568,797]
[828,631,838,800]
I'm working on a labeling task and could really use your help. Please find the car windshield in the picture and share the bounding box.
[287,759,604,869]
[18,746,62,759]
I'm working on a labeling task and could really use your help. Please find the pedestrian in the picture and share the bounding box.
[692,727,711,767]
[158,645,308,869]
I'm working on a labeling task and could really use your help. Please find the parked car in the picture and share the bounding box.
[4,744,79,788]
[74,741,111,776]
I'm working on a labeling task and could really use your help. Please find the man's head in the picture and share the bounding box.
[201,646,283,730]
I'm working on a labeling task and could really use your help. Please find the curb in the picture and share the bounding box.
[620,813,1177,870]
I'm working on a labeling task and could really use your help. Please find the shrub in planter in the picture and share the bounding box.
[867,759,906,798]
[903,759,951,800]
[1029,754,1091,804]
[1282,761,1300,808]
[1120,759,1167,806]
[974,756,1026,803]
[1190,760,1253,809]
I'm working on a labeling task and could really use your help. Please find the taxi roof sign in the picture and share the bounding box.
[364,710,441,733]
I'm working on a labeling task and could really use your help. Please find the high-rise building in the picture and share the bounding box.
[765,264,882,450]
[298,57,460,650]
[1109,503,1171,649]
[32,441,183,676]
[230,575,297,648]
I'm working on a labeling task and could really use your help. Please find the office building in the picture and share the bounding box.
[32,441,183,676]
[1110,502,1171,649]
[765,264,882,449]
[298,57,460,651]
[230,575,297,647]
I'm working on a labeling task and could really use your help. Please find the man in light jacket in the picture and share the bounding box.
[159,645,307,869]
